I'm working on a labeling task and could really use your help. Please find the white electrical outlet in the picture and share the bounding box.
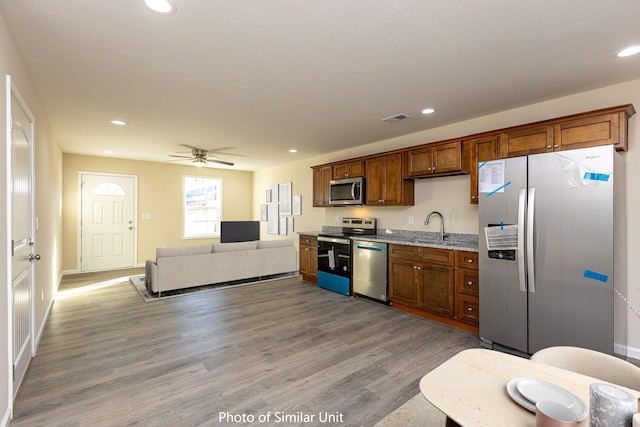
[408,216,414,225]
[335,215,340,223]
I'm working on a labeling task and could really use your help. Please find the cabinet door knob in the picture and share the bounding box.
[467,259,474,263]
[547,145,552,149]
[554,144,559,148]
[467,307,474,312]
[467,281,473,286]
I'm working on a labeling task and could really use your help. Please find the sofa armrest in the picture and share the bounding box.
[145,260,158,292]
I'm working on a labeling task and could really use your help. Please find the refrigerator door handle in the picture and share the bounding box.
[527,188,536,293]
[518,189,526,292]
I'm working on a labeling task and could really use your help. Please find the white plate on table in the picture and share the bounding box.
[506,377,587,421]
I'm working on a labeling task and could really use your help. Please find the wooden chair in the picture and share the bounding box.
[530,346,640,390]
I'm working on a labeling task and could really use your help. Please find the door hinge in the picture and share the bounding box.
[11,240,14,257]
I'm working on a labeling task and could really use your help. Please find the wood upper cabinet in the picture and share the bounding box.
[553,107,634,152]
[365,153,414,206]
[332,159,364,179]
[299,234,318,283]
[498,104,635,159]
[312,165,332,207]
[407,141,467,177]
[498,125,553,158]
[469,135,498,204]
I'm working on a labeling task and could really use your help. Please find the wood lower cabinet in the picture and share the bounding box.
[455,251,479,326]
[312,165,332,207]
[299,234,318,283]
[389,244,478,333]
[388,256,419,306]
[418,263,455,316]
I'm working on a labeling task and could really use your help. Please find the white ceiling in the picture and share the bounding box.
[2,0,640,171]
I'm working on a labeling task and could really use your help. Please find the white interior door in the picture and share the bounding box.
[80,173,136,272]
[9,82,36,399]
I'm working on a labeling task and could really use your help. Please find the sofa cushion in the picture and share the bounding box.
[213,240,258,253]
[156,244,212,258]
[257,239,294,249]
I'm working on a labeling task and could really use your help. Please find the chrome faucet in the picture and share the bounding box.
[425,211,448,242]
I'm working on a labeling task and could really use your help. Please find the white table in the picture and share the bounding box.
[420,348,640,427]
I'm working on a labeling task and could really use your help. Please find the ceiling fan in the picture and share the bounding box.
[168,144,238,167]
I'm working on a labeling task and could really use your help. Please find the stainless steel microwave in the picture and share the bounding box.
[329,177,365,205]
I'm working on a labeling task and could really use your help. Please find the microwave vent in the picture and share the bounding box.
[382,113,412,123]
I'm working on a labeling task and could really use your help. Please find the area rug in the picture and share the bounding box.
[374,393,446,427]
[129,273,300,302]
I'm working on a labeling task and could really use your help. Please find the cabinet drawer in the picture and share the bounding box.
[299,235,318,246]
[457,296,479,324]
[456,251,478,269]
[389,243,421,260]
[456,269,479,296]
[420,247,455,266]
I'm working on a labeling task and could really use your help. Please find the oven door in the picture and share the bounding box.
[317,236,351,278]
[317,236,351,295]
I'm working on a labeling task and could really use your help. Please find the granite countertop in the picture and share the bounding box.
[298,229,479,252]
[351,234,478,252]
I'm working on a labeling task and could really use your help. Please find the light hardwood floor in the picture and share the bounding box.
[11,270,480,426]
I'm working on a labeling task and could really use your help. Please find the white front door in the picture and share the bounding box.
[9,81,36,398]
[80,173,137,272]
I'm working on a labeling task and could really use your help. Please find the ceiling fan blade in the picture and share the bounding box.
[179,143,202,151]
[168,154,193,159]
[207,159,235,166]
[206,146,247,157]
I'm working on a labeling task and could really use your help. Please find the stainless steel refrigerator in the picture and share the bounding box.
[478,145,626,355]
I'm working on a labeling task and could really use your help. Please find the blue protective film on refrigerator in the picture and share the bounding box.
[583,270,609,283]
[583,172,610,182]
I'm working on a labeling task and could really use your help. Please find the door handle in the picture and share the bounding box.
[28,253,41,261]
[517,189,526,292]
[527,188,536,293]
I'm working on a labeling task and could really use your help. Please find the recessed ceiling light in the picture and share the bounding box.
[289,149,298,153]
[144,0,176,14]
[421,108,436,115]
[617,45,640,57]
[110,120,126,126]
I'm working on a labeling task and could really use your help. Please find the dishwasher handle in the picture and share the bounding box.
[354,243,386,251]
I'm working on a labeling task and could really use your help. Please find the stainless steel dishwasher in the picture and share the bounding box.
[352,240,389,304]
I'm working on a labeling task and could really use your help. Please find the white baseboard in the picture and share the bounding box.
[34,295,55,356]
[615,342,640,361]
[1,406,11,427]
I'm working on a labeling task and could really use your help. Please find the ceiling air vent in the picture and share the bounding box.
[382,113,412,123]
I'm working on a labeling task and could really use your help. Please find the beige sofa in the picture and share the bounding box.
[145,239,297,294]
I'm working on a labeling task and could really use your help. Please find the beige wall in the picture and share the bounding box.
[1,9,64,422]
[62,154,253,272]
[254,78,640,357]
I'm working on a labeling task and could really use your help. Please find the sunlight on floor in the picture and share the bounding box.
[55,275,131,299]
